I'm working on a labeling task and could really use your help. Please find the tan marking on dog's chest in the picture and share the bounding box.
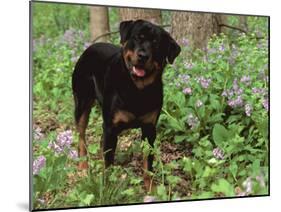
[112,110,135,125]
[112,109,159,126]
[139,109,159,125]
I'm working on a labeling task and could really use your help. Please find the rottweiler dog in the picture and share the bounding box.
[72,19,180,190]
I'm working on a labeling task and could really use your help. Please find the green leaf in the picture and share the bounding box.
[121,188,135,196]
[169,118,185,132]
[156,184,167,200]
[212,124,229,147]
[202,166,213,178]
[196,191,214,199]
[182,157,192,173]
[82,194,94,206]
[88,143,99,155]
[167,175,181,185]
[229,162,238,179]
[209,94,222,111]
[208,113,224,124]
[211,179,235,196]
[174,135,186,143]
[252,159,261,176]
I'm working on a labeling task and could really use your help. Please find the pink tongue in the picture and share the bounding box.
[133,66,145,77]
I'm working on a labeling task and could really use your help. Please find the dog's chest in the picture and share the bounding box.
[112,109,159,127]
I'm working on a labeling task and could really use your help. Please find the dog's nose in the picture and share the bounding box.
[137,51,149,63]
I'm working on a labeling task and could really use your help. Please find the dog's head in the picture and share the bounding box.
[120,20,181,82]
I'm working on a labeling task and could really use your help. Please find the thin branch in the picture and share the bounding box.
[219,23,266,39]
[219,23,248,34]
[92,30,119,43]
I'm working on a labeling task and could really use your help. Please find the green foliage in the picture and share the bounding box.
[33,2,89,38]
[32,4,268,209]
[158,30,268,199]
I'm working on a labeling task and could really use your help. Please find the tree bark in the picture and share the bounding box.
[89,6,110,42]
[119,8,161,24]
[171,12,223,50]
[239,16,248,31]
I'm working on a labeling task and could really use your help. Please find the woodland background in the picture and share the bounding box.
[32,2,269,209]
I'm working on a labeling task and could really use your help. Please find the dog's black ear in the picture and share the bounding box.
[119,20,134,44]
[165,33,181,64]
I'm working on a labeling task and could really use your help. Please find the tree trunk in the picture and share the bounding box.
[171,12,223,50]
[239,16,248,31]
[119,8,161,24]
[89,6,110,42]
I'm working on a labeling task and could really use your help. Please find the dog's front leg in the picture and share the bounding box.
[102,124,118,168]
[141,124,156,191]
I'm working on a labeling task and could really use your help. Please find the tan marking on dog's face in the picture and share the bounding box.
[112,110,135,126]
[131,61,162,90]
[123,49,138,68]
[139,109,159,125]
[122,43,163,90]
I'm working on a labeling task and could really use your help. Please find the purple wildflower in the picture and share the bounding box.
[197,77,211,89]
[219,44,225,52]
[183,87,192,95]
[222,89,234,98]
[222,90,228,97]
[236,88,243,95]
[57,130,72,148]
[49,130,73,154]
[245,104,252,116]
[187,114,199,129]
[69,149,78,159]
[252,87,266,95]
[33,156,46,175]
[228,95,244,108]
[48,142,63,154]
[179,74,190,83]
[180,38,189,47]
[183,62,194,69]
[240,75,251,85]
[212,147,224,160]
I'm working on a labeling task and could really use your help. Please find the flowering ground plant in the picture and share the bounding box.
[32,7,268,208]
[157,33,268,198]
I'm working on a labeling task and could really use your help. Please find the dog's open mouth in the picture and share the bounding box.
[132,66,146,77]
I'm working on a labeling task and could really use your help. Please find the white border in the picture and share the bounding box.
[0,0,279,212]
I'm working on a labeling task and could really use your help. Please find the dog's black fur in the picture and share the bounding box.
[72,19,180,189]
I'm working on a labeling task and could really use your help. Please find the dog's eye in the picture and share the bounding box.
[134,34,145,41]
